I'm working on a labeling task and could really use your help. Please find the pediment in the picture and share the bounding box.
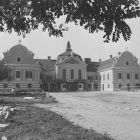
[114,51,140,69]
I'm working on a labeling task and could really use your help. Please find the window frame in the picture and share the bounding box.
[127,73,130,80]
[70,69,74,80]
[118,73,122,79]
[16,70,21,79]
[26,71,33,79]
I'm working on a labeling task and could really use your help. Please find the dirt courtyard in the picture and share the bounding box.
[36,91,140,140]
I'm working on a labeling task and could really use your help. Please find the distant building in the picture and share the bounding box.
[1,41,140,93]
[98,51,140,91]
[1,43,40,92]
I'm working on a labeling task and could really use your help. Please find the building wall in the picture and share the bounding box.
[56,64,87,81]
[86,72,100,91]
[100,69,114,91]
[1,64,41,91]
[113,68,140,91]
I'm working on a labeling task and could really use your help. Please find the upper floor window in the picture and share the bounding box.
[95,76,98,80]
[135,74,139,80]
[107,74,109,80]
[62,69,66,79]
[127,73,130,79]
[17,57,21,63]
[126,61,129,66]
[88,76,93,81]
[16,71,20,78]
[78,69,82,80]
[118,73,122,79]
[70,69,74,79]
[26,71,32,79]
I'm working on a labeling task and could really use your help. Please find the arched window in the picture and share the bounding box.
[78,69,82,80]
[62,69,66,79]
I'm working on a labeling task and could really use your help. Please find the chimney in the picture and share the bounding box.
[99,59,102,62]
[117,52,121,57]
[48,56,51,60]
[109,55,113,59]
[84,58,91,63]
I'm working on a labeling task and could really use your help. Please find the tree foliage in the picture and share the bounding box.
[0,61,11,81]
[0,0,140,42]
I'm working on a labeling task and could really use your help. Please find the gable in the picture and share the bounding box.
[114,51,140,69]
[3,44,36,65]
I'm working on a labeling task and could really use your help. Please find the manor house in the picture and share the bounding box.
[1,41,140,92]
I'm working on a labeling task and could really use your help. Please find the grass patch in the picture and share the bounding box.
[0,98,114,140]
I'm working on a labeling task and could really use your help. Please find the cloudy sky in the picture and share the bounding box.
[0,17,140,62]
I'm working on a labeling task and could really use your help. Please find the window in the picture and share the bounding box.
[119,84,122,89]
[135,74,139,80]
[108,84,110,88]
[103,74,105,80]
[3,84,8,88]
[127,73,130,79]
[78,69,82,80]
[16,71,20,78]
[28,84,32,88]
[126,61,129,66]
[26,71,32,79]
[47,76,52,80]
[62,69,66,79]
[71,69,74,79]
[79,84,82,88]
[17,57,21,62]
[88,76,93,81]
[63,84,66,88]
[107,74,109,80]
[16,83,20,88]
[95,76,98,80]
[118,73,122,79]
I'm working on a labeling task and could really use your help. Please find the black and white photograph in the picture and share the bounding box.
[0,0,140,140]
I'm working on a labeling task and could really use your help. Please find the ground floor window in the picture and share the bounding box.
[78,84,82,88]
[16,83,20,88]
[119,84,122,89]
[108,84,110,88]
[63,84,66,88]
[28,84,32,88]
[135,84,140,89]
[102,84,104,91]
[3,84,8,88]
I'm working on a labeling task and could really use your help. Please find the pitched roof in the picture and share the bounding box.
[60,56,86,65]
[36,59,56,71]
[86,62,100,72]
[98,58,116,71]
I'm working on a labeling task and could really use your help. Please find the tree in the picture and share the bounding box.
[0,0,140,42]
[0,61,12,81]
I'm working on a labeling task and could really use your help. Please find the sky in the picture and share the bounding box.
[0,17,140,62]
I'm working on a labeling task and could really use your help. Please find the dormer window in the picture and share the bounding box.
[126,61,129,66]
[17,57,21,63]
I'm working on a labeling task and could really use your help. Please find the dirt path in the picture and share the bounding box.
[36,92,140,140]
